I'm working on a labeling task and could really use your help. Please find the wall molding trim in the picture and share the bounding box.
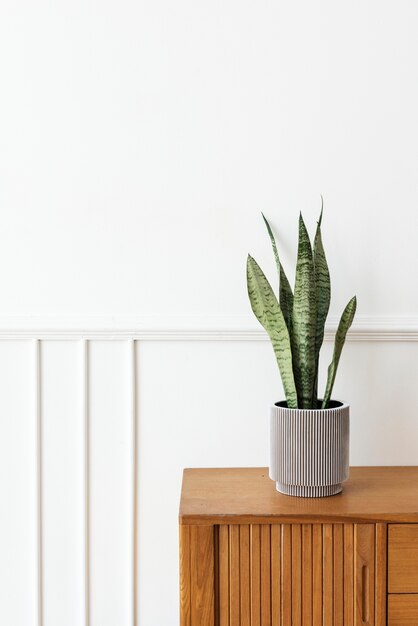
[0,315,416,341]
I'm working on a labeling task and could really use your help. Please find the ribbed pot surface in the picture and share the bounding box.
[269,402,350,497]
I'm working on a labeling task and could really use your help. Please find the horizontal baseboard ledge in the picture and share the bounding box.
[0,315,415,341]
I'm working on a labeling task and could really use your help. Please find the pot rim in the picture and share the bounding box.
[273,399,349,412]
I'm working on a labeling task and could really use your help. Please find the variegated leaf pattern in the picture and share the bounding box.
[261,213,293,333]
[313,202,330,404]
[292,214,317,408]
[322,295,357,409]
[247,254,298,408]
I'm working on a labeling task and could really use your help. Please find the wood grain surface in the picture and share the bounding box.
[179,467,418,525]
[375,523,387,626]
[354,524,375,626]
[388,595,418,626]
[388,524,418,593]
[184,522,378,626]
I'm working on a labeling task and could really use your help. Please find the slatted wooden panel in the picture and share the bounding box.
[212,523,383,626]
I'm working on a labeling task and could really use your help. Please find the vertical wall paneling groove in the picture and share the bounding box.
[130,340,138,626]
[35,339,43,626]
[83,340,91,626]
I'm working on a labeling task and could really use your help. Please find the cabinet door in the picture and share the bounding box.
[388,524,418,625]
[388,524,418,592]
[216,523,386,626]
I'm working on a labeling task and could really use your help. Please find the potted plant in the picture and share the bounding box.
[247,205,356,497]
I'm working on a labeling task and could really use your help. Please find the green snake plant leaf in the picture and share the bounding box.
[261,213,293,333]
[247,254,298,408]
[313,200,331,403]
[292,213,317,408]
[322,295,357,409]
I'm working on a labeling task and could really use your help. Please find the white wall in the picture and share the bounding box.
[0,0,418,625]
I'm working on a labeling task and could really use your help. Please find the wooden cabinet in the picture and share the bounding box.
[179,467,418,626]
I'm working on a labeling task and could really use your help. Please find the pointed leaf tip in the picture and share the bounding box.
[318,196,324,227]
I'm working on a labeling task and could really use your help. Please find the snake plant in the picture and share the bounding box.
[247,205,356,409]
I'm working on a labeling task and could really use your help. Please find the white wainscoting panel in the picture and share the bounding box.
[0,341,38,626]
[88,341,135,626]
[0,331,417,626]
[41,341,85,626]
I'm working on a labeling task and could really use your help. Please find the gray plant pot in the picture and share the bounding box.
[269,400,350,497]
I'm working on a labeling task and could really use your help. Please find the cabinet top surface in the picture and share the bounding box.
[179,466,418,524]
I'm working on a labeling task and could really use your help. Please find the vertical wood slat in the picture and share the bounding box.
[250,525,261,626]
[219,525,230,626]
[240,526,250,626]
[312,524,322,626]
[292,525,302,626]
[354,524,375,626]
[260,525,271,626]
[375,524,387,626]
[229,525,240,626]
[281,524,292,626]
[271,525,281,626]
[344,524,355,626]
[190,526,215,626]
[323,524,334,626]
[302,524,312,626]
[333,524,344,625]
